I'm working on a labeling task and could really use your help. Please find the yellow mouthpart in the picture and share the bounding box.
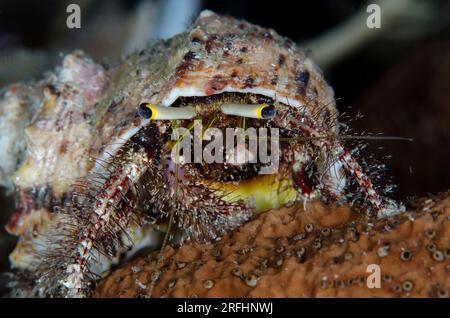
[206,173,297,213]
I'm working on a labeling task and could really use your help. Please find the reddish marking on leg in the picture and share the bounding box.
[294,168,313,195]
[337,147,383,211]
[293,117,385,213]
[64,153,149,296]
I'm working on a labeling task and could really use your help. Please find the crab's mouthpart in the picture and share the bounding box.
[209,173,298,213]
[155,92,305,214]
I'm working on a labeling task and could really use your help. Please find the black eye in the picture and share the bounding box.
[261,105,276,119]
[138,103,152,119]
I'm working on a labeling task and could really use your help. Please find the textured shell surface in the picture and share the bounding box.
[2,9,334,253]
[0,10,397,297]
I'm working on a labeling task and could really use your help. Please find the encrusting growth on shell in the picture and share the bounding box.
[94,191,450,298]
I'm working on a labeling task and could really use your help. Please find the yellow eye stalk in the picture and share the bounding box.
[138,103,197,120]
[220,103,276,119]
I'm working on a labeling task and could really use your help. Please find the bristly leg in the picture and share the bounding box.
[175,178,252,243]
[33,125,163,297]
[63,155,150,296]
[286,104,404,217]
[329,144,396,216]
[152,159,253,244]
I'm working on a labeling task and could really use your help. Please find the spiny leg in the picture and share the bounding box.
[332,144,403,217]
[36,125,163,297]
[61,150,153,297]
[286,109,401,217]
[157,161,252,243]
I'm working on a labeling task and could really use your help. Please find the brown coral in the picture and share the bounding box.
[94,192,450,298]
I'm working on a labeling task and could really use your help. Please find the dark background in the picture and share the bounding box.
[1,0,449,295]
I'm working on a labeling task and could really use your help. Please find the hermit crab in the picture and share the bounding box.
[0,11,403,297]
